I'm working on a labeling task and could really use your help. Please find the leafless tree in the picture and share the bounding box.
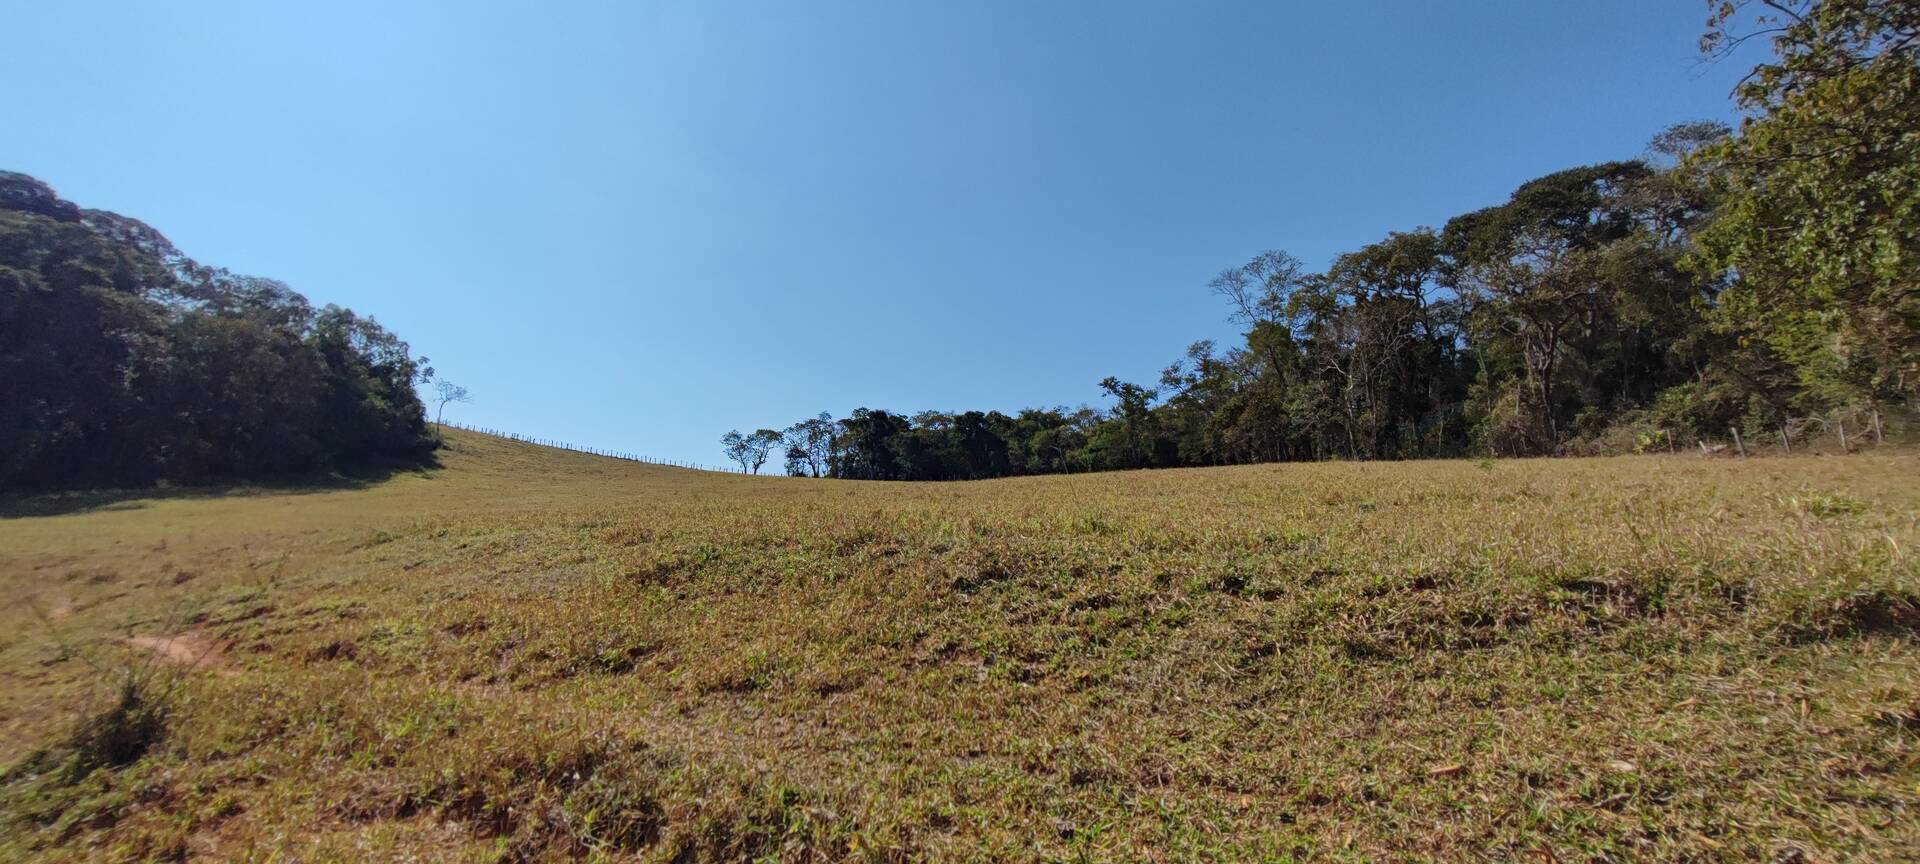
[434,380,472,425]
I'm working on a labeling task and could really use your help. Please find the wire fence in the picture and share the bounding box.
[438,422,743,474]
[1654,409,1891,458]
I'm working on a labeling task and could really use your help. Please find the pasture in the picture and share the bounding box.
[2,430,1916,862]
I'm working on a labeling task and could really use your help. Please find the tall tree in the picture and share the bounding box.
[1096,377,1161,469]
[720,430,752,473]
[1445,163,1653,452]
[745,429,782,474]
[834,408,911,480]
[781,412,837,477]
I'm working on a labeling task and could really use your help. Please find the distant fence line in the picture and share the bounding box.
[1655,409,1890,458]
[438,422,741,474]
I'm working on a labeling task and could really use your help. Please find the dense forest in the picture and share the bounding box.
[0,173,436,492]
[729,1,1918,479]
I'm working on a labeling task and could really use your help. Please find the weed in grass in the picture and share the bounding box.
[61,672,168,780]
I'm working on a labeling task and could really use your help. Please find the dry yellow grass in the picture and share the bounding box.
[3,429,1917,862]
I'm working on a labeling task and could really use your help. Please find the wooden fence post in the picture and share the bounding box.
[1730,427,1746,458]
[1837,419,1848,453]
[1872,410,1884,444]
[1780,427,1790,453]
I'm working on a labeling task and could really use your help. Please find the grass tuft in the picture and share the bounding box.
[63,671,169,781]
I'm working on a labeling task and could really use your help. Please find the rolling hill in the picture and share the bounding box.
[3,429,1917,861]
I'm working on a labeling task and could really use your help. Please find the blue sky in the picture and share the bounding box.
[6,2,1763,464]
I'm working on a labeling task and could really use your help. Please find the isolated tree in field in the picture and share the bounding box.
[433,380,471,425]
[721,428,781,473]
[746,429,782,474]
[721,430,751,472]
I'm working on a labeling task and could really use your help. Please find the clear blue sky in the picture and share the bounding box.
[6,1,1762,465]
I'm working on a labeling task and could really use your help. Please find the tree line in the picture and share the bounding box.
[1,172,439,491]
[725,1,1916,479]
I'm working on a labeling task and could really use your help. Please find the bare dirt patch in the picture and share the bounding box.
[128,632,232,673]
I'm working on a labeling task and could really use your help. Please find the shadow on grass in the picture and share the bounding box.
[0,456,443,520]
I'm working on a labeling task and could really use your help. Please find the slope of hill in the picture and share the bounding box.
[2,430,1917,861]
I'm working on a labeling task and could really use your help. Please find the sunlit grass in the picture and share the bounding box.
[3,430,1916,861]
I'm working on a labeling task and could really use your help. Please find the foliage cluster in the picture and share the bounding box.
[0,172,436,491]
[736,2,1917,478]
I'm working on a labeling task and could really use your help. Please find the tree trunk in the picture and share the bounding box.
[1529,331,1561,451]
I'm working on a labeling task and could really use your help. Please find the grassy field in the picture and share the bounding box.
[2,429,1917,862]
